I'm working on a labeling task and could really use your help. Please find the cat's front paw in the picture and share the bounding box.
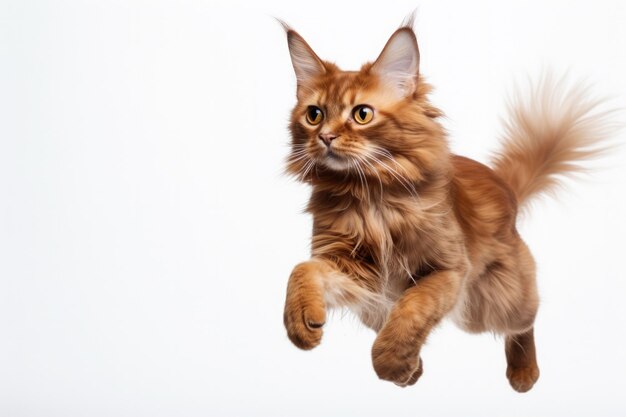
[371,326,422,386]
[283,291,326,350]
[283,261,328,350]
[404,358,424,386]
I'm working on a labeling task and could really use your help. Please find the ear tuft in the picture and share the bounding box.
[274,17,292,33]
[400,10,417,30]
[372,27,420,97]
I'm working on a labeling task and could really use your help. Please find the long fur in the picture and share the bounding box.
[492,75,615,205]
[280,21,617,393]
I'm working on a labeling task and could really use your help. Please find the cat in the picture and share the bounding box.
[280,16,614,392]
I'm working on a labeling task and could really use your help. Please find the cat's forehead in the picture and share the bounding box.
[303,68,399,111]
[316,71,370,103]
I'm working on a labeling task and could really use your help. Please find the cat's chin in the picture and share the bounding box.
[322,154,350,171]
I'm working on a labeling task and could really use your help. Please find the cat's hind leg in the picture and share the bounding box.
[504,240,540,392]
[458,238,540,392]
[505,327,540,392]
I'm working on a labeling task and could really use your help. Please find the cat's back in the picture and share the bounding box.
[450,155,519,247]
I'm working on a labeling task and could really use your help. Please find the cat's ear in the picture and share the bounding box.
[372,27,420,97]
[281,24,326,94]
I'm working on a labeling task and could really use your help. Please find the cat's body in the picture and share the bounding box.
[311,154,536,335]
[281,18,611,392]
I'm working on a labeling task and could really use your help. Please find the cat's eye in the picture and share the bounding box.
[353,105,374,124]
[306,106,323,125]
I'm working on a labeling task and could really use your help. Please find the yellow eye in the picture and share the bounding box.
[305,106,323,125]
[353,105,374,124]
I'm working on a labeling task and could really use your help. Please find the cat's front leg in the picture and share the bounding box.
[283,260,328,350]
[284,257,377,350]
[371,269,464,386]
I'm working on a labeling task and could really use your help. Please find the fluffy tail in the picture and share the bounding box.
[491,76,618,206]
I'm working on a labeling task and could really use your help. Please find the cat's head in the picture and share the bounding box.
[283,20,449,193]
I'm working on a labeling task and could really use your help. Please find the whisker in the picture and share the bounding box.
[370,155,418,197]
[357,158,371,202]
[350,157,370,202]
[298,159,316,181]
[287,153,312,164]
[370,146,416,180]
[353,153,384,200]
[365,153,419,199]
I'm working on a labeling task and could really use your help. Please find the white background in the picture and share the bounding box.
[1,1,626,416]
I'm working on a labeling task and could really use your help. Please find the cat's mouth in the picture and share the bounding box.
[326,149,342,159]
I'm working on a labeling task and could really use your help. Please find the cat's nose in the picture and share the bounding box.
[319,133,338,147]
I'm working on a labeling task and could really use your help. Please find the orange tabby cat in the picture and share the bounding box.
[281,17,613,392]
